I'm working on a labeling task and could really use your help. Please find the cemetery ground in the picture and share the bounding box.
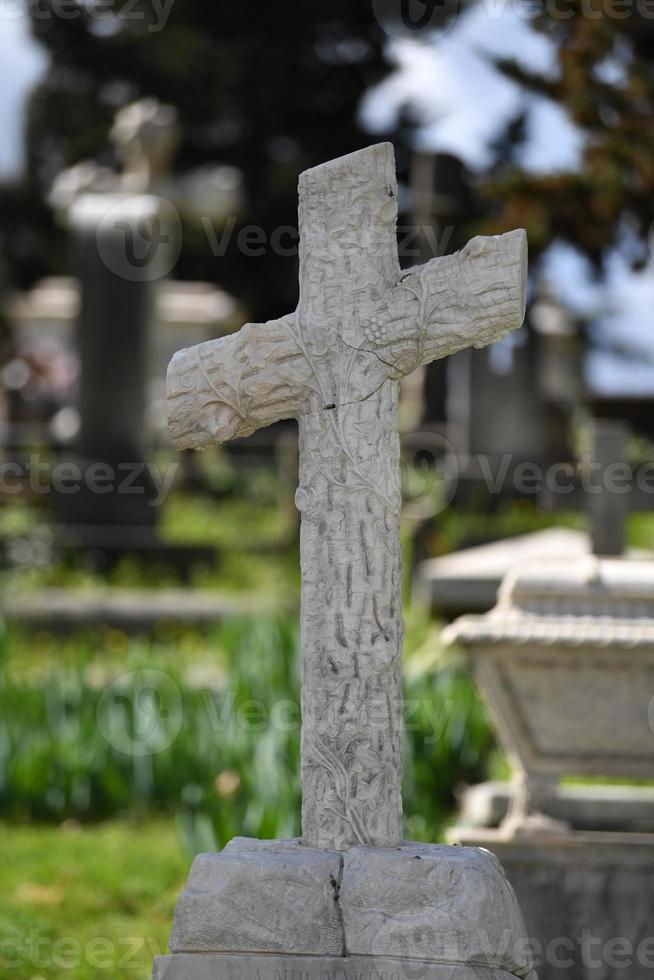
[3,458,654,980]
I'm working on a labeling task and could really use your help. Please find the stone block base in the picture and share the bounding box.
[153,953,526,980]
[449,827,654,980]
[161,838,535,979]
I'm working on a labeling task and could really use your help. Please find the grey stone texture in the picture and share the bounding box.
[154,953,532,980]
[169,839,344,956]
[168,839,534,978]
[450,829,654,980]
[339,844,530,973]
[415,529,590,616]
[447,555,654,978]
[167,143,527,850]
[459,781,654,835]
[443,556,654,831]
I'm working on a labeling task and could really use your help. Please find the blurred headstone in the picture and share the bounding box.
[586,417,628,557]
[35,99,240,560]
[448,321,574,504]
[58,192,177,540]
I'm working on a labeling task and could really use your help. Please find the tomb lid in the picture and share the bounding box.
[499,556,654,605]
[443,556,654,648]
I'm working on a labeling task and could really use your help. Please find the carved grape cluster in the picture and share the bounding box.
[362,315,387,346]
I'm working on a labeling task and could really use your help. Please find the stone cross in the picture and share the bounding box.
[167,143,527,850]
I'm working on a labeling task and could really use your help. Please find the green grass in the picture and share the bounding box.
[0,818,187,980]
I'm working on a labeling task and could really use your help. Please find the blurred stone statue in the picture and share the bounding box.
[50,97,241,222]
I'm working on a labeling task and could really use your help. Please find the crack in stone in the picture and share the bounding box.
[339,336,400,376]
[329,854,346,956]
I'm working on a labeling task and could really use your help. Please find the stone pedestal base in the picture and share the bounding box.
[449,827,654,980]
[153,953,527,980]
[157,838,535,980]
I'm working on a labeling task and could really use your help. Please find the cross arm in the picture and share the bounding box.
[381,229,528,378]
[167,314,312,449]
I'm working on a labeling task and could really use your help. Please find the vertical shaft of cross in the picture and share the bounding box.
[293,144,405,849]
[297,380,404,849]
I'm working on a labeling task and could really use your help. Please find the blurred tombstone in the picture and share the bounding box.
[448,317,575,505]
[59,192,177,541]
[6,275,237,451]
[406,152,464,433]
[586,417,628,557]
[412,280,583,607]
[445,557,654,980]
[36,98,241,560]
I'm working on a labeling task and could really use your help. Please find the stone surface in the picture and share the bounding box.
[339,844,531,974]
[448,829,654,980]
[66,192,168,530]
[443,556,654,831]
[167,142,528,849]
[0,587,279,632]
[459,781,654,835]
[160,144,531,980]
[415,528,591,616]
[168,838,534,978]
[153,953,531,980]
[587,418,628,557]
[170,839,344,956]
[447,333,572,506]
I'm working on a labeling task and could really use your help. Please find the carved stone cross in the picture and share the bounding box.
[168,143,526,851]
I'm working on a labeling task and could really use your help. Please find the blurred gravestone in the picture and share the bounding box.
[586,417,628,556]
[45,100,239,561]
[448,318,574,506]
[52,100,182,550]
[58,192,179,544]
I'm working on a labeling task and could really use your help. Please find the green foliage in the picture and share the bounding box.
[0,615,493,850]
[0,482,300,596]
[425,498,584,558]
[402,640,494,841]
[160,488,294,551]
[483,4,654,269]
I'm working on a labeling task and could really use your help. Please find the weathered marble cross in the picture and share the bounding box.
[167,143,527,851]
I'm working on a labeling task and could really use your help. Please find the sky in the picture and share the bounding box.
[0,12,48,177]
[363,4,584,174]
